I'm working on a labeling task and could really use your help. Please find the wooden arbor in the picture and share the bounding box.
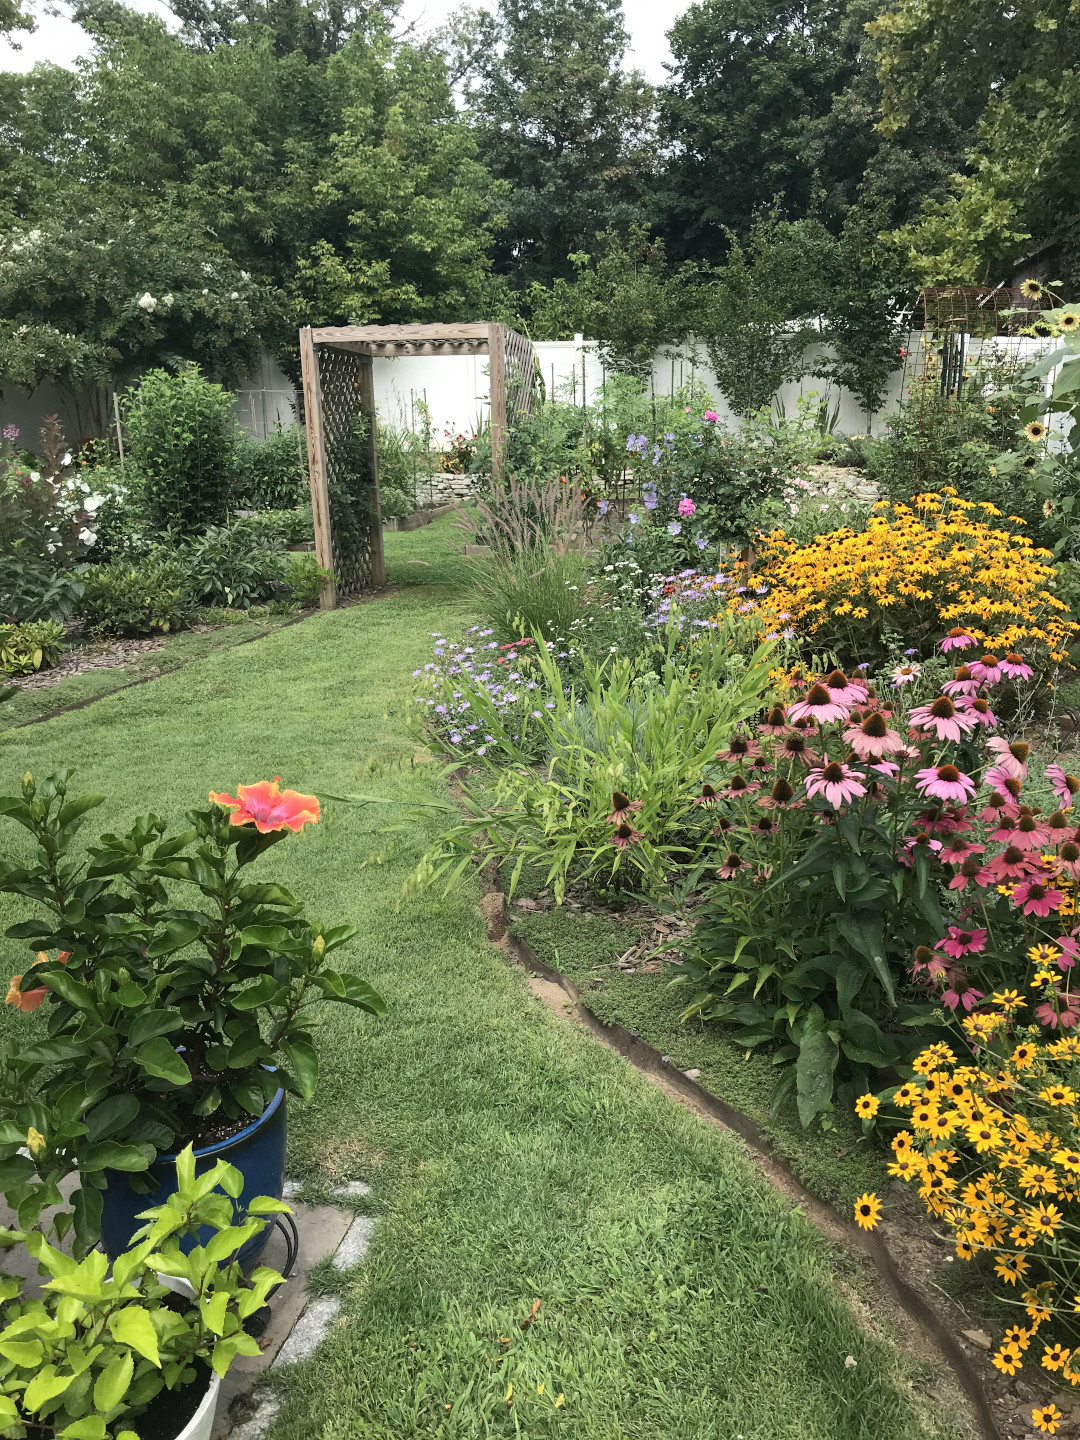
[299,322,536,609]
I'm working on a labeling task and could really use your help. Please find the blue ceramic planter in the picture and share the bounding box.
[99,1088,287,1272]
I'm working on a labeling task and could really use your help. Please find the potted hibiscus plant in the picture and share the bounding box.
[0,1144,288,1440]
[0,770,384,1259]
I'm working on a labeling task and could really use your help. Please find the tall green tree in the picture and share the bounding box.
[0,0,503,394]
[460,0,655,287]
[870,0,1080,284]
[657,0,978,264]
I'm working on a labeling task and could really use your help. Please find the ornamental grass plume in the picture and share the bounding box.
[726,490,1076,665]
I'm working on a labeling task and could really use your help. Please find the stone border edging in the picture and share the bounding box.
[482,876,1002,1440]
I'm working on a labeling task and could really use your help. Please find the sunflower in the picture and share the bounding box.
[1020,278,1044,299]
[1026,420,1049,442]
[1059,311,1080,331]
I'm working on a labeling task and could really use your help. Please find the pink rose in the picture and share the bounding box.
[678,497,695,517]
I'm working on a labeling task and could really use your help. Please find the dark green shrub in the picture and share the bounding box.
[234,425,307,510]
[282,552,332,607]
[0,554,83,623]
[123,365,238,533]
[77,560,195,637]
[174,522,286,608]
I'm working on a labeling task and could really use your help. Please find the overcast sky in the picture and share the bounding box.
[0,0,684,81]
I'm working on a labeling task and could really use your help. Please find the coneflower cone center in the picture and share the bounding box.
[862,712,888,738]
[612,791,630,811]
[937,764,960,782]
[806,683,831,705]
[930,696,956,719]
[1010,742,1031,762]
[822,762,844,782]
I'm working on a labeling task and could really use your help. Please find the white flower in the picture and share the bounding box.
[79,527,97,546]
[161,293,174,308]
[229,291,239,300]
[29,471,39,482]
[137,292,157,312]
[83,494,106,513]
[60,452,71,466]
[201,288,208,295]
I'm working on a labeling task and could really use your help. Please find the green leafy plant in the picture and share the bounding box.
[76,561,195,638]
[233,426,307,511]
[123,367,239,535]
[0,1145,288,1438]
[0,620,64,674]
[281,552,332,609]
[0,555,83,625]
[0,770,385,1239]
[172,523,287,609]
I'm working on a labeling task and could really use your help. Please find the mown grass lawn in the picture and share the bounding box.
[0,519,968,1439]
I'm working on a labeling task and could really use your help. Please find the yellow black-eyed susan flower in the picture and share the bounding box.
[853,1192,881,1230]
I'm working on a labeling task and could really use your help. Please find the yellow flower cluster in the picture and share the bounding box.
[854,1018,1080,1388]
[734,490,1076,662]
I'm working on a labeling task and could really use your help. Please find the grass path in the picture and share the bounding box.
[0,522,968,1439]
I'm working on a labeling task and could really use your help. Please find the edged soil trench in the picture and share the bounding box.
[476,876,1010,1440]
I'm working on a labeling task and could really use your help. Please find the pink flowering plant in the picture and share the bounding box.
[677,636,1080,1125]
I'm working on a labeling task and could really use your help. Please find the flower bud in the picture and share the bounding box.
[27,1126,46,1159]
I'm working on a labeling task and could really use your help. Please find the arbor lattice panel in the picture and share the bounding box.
[317,348,377,597]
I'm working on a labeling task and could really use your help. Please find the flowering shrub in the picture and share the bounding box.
[0,418,105,566]
[678,628,1076,1124]
[0,770,385,1242]
[733,490,1075,669]
[855,1021,1080,1409]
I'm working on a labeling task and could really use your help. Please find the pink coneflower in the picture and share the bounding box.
[719,774,758,799]
[956,695,997,729]
[612,821,643,849]
[1045,763,1080,809]
[919,806,972,834]
[1045,810,1072,844]
[948,857,996,891]
[775,733,818,767]
[900,831,943,867]
[978,792,1012,820]
[999,653,1034,681]
[1056,934,1080,969]
[758,705,789,735]
[1056,841,1080,882]
[805,761,866,808]
[939,836,985,867]
[935,925,988,959]
[969,653,1003,685]
[787,682,850,725]
[908,695,975,743]
[607,792,643,824]
[940,628,977,653]
[716,852,744,879]
[915,763,977,805]
[822,668,869,706]
[1036,992,1080,1029]
[751,814,777,837]
[984,765,1022,801]
[942,978,985,1012]
[1013,812,1048,851]
[1011,880,1063,916]
[714,734,762,764]
[758,777,797,808]
[891,662,922,686]
[985,809,1019,842]
[746,754,773,777]
[843,711,905,759]
[986,737,1030,780]
[695,783,720,806]
[942,664,979,699]
[872,759,900,778]
[713,816,734,836]
[987,844,1040,881]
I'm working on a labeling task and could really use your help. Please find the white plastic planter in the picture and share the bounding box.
[177,1372,222,1440]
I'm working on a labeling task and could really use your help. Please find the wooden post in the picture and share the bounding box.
[299,326,337,610]
[488,321,507,481]
[357,356,386,587]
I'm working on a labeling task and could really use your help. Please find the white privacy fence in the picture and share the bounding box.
[0,330,1063,452]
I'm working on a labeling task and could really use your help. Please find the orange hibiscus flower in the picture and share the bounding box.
[5,951,70,1012]
[209,778,320,833]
